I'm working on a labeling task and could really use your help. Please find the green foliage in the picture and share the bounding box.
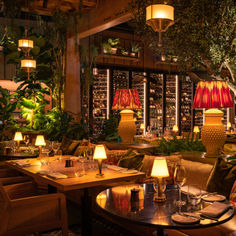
[129,0,236,90]
[154,136,206,156]
[44,108,89,141]
[226,154,236,164]
[101,42,112,54]
[0,86,17,141]
[107,38,120,47]
[121,48,128,56]
[131,42,141,53]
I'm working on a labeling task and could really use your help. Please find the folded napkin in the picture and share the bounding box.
[120,169,138,174]
[106,165,127,172]
[171,213,200,224]
[13,160,30,167]
[181,185,206,196]
[46,172,68,179]
[200,202,231,218]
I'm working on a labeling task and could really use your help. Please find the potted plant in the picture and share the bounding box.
[101,42,112,54]
[121,48,129,56]
[130,42,141,57]
[107,38,120,54]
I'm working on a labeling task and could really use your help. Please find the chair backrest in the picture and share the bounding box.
[0,183,11,234]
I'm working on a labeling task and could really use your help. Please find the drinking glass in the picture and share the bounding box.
[187,185,202,207]
[23,135,30,146]
[52,141,60,155]
[174,164,186,206]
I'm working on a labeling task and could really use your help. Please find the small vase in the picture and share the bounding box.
[111,48,117,54]
[130,52,136,57]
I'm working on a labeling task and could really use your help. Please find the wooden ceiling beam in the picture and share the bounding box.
[78,0,133,39]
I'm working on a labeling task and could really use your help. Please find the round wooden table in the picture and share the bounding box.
[96,184,234,236]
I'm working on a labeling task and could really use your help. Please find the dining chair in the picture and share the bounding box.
[0,181,68,236]
[0,167,31,186]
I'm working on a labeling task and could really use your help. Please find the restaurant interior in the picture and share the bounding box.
[0,0,236,236]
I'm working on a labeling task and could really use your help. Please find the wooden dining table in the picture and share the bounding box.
[5,157,145,236]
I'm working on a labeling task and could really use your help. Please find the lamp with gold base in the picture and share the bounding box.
[35,135,46,156]
[14,132,23,152]
[151,157,169,202]
[112,89,142,143]
[93,145,107,177]
[193,81,233,157]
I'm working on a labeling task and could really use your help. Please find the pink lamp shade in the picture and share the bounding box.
[112,89,142,110]
[193,81,233,108]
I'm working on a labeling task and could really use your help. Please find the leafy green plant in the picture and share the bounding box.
[108,38,120,48]
[121,48,129,56]
[154,136,206,156]
[101,42,112,54]
[131,42,141,53]
[0,86,17,141]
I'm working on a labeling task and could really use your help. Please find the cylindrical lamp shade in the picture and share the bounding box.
[14,132,23,141]
[21,59,36,69]
[93,145,107,160]
[112,89,142,110]
[227,122,232,129]
[151,158,169,178]
[193,126,200,133]
[146,4,174,21]
[173,125,179,132]
[18,39,34,49]
[140,123,145,129]
[35,135,46,146]
[193,81,233,108]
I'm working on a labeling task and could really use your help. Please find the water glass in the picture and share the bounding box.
[187,185,202,206]
[74,160,86,177]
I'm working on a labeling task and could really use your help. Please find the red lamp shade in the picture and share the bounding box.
[193,81,233,108]
[112,89,142,110]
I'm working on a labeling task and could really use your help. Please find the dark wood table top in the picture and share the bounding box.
[96,184,234,230]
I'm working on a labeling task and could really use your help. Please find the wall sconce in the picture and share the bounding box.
[93,145,107,177]
[151,157,169,202]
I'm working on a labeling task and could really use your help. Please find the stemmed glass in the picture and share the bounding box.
[51,141,60,155]
[174,164,186,206]
[23,135,30,146]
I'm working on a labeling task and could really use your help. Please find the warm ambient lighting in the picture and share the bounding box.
[146,3,174,47]
[172,125,178,135]
[227,122,232,131]
[140,123,145,136]
[14,132,23,151]
[193,126,200,133]
[193,81,233,157]
[35,135,46,156]
[21,58,36,70]
[151,158,169,202]
[93,145,107,177]
[18,39,34,52]
[112,89,142,143]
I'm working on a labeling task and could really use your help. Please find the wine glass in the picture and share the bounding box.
[23,135,30,146]
[51,141,60,155]
[174,164,186,206]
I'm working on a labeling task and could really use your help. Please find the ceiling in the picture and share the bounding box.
[0,0,98,16]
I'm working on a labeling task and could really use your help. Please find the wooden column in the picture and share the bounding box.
[65,35,81,122]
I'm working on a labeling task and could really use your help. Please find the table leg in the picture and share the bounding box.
[155,228,168,236]
[82,188,92,236]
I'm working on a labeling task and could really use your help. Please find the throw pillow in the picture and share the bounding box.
[118,149,144,170]
[206,157,236,199]
[60,136,73,155]
[229,180,236,209]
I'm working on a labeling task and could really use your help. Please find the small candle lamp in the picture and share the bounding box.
[227,122,232,131]
[14,132,23,152]
[93,145,107,177]
[140,123,145,136]
[35,135,46,156]
[172,125,179,135]
[151,157,169,202]
[193,126,200,140]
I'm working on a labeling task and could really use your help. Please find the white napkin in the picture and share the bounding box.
[13,160,30,167]
[120,169,138,174]
[200,202,231,218]
[106,165,127,172]
[46,172,68,179]
[181,185,206,196]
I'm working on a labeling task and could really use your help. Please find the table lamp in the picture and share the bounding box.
[227,122,232,131]
[112,89,142,143]
[93,145,107,177]
[35,135,46,156]
[14,132,23,152]
[193,126,200,140]
[140,123,145,136]
[151,157,169,202]
[193,81,233,157]
[172,125,179,135]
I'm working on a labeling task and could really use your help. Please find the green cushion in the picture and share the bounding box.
[118,149,144,170]
[206,157,236,199]
[60,136,73,155]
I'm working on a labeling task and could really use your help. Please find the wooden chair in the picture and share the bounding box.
[0,181,68,236]
[0,167,31,186]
